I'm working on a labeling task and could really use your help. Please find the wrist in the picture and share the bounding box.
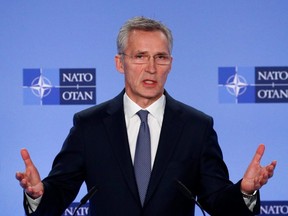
[241,190,257,198]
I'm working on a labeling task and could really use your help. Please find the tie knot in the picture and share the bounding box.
[137,110,149,123]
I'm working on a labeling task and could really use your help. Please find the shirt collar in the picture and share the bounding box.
[123,93,166,123]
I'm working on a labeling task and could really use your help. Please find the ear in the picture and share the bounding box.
[115,55,124,74]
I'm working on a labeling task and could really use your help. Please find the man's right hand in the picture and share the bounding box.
[15,148,44,199]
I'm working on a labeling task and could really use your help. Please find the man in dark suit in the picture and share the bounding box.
[16,16,276,216]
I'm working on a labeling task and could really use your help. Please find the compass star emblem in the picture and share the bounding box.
[225,73,248,97]
[30,74,52,99]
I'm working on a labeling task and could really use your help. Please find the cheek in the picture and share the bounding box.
[125,70,141,86]
[126,66,144,82]
[159,71,170,83]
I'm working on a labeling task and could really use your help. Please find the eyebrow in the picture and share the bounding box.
[134,50,170,55]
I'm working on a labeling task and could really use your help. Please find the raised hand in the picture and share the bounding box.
[15,148,44,199]
[241,144,277,194]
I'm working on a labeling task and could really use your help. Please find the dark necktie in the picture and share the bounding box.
[134,110,151,205]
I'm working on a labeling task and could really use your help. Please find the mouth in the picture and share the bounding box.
[143,79,156,85]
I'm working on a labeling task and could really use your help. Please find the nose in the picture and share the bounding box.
[145,57,157,73]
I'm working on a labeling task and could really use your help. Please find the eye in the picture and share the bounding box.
[155,54,169,60]
[134,53,146,59]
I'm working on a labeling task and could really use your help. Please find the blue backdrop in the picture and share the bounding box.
[1,1,287,215]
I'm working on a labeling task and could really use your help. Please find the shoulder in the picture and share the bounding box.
[76,99,111,118]
[73,91,124,124]
[165,92,213,124]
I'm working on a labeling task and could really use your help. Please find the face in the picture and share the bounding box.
[115,30,172,108]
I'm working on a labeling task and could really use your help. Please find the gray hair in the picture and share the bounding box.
[117,16,173,54]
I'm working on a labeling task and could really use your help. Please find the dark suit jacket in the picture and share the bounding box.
[25,90,260,216]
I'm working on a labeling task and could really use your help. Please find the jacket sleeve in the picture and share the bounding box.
[23,114,86,216]
[197,117,260,216]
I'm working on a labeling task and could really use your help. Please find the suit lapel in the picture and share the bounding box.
[102,91,140,202]
[145,93,185,205]
[102,91,186,206]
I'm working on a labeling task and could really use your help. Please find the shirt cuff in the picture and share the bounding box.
[25,193,42,213]
[242,190,258,211]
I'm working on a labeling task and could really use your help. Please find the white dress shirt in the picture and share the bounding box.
[123,93,165,168]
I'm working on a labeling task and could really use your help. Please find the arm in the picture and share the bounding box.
[197,119,275,216]
[16,114,86,215]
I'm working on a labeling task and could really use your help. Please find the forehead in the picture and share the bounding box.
[126,30,170,53]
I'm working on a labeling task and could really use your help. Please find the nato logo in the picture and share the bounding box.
[218,66,288,103]
[63,202,89,216]
[260,201,288,215]
[23,68,96,105]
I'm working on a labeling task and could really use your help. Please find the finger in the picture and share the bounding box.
[267,170,274,179]
[265,161,276,172]
[20,179,29,189]
[253,177,261,189]
[266,162,276,178]
[259,173,269,186]
[20,148,35,168]
[270,160,277,169]
[25,184,44,198]
[251,144,265,164]
[15,171,24,181]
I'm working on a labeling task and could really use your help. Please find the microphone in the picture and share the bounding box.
[176,180,206,216]
[72,186,98,216]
